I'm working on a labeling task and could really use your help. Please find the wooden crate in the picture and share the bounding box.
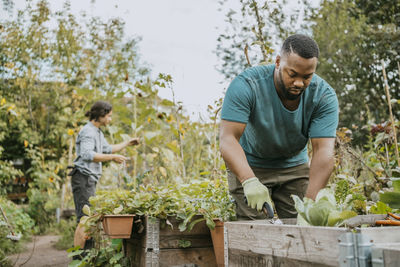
[124,216,217,267]
[224,215,400,267]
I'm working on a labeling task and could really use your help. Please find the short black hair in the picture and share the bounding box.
[85,101,112,121]
[281,34,319,59]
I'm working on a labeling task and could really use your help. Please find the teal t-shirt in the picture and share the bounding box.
[221,64,339,168]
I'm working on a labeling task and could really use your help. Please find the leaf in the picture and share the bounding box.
[315,188,336,206]
[160,99,174,106]
[187,217,205,232]
[82,205,91,216]
[113,205,123,214]
[327,210,357,226]
[380,192,400,209]
[392,179,400,192]
[370,201,392,214]
[68,260,82,267]
[159,167,167,177]
[178,239,192,248]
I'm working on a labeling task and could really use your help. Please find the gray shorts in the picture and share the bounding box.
[70,168,97,223]
[228,163,309,220]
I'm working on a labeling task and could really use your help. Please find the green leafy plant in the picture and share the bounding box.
[88,179,235,232]
[67,238,129,267]
[379,178,400,209]
[0,197,34,264]
[292,188,357,227]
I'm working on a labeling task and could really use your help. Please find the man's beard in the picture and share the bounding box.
[278,68,304,101]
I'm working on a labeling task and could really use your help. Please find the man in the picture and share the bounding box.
[219,34,338,220]
[70,100,139,248]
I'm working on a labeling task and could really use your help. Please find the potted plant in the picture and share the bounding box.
[102,214,135,239]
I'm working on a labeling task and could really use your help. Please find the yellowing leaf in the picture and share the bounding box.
[113,205,123,214]
[82,205,91,216]
[24,140,28,147]
[0,98,6,106]
[7,104,15,112]
[54,165,60,174]
[159,167,167,177]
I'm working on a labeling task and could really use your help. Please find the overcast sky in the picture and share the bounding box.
[2,0,318,120]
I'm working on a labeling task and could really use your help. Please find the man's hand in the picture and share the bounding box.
[112,154,128,164]
[242,177,273,211]
[126,137,139,146]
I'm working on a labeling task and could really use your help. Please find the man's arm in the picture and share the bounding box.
[92,153,127,163]
[219,119,273,211]
[219,119,254,182]
[306,138,336,200]
[111,138,139,153]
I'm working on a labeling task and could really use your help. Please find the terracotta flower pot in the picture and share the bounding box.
[102,214,135,239]
[210,219,224,267]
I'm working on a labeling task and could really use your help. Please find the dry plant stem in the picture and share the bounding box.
[133,88,137,190]
[60,137,74,213]
[384,143,392,177]
[170,83,186,178]
[336,137,379,181]
[244,44,252,66]
[381,60,400,167]
[212,107,222,182]
[251,0,268,61]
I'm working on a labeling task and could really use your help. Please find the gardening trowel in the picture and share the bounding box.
[244,197,283,225]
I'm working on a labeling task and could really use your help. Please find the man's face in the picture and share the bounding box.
[275,53,318,100]
[99,111,112,126]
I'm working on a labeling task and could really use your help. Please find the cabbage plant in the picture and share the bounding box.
[292,188,357,227]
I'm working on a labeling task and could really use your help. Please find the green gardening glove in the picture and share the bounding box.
[242,177,273,211]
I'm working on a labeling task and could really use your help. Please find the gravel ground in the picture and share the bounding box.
[7,235,71,267]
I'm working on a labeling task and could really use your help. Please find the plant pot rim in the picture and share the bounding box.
[102,214,135,218]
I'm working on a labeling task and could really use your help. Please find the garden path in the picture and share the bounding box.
[8,235,70,267]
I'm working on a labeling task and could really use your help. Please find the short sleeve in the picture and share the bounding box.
[101,134,112,154]
[221,76,254,124]
[309,88,339,138]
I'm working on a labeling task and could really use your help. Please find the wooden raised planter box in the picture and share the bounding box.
[124,215,217,267]
[224,215,400,267]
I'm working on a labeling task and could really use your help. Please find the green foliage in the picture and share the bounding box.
[0,197,34,263]
[293,188,357,227]
[310,0,400,144]
[89,179,236,231]
[25,188,59,234]
[54,218,77,250]
[379,179,400,209]
[370,201,392,214]
[215,0,304,79]
[67,239,129,267]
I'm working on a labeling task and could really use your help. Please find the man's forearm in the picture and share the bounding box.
[306,149,335,200]
[220,136,255,183]
[93,153,115,162]
[111,141,128,153]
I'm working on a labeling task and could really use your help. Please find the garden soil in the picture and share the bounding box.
[7,235,70,267]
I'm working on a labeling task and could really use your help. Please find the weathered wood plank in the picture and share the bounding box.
[228,248,330,267]
[359,226,400,244]
[126,215,217,267]
[159,247,217,267]
[225,217,400,267]
[226,221,346,266]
